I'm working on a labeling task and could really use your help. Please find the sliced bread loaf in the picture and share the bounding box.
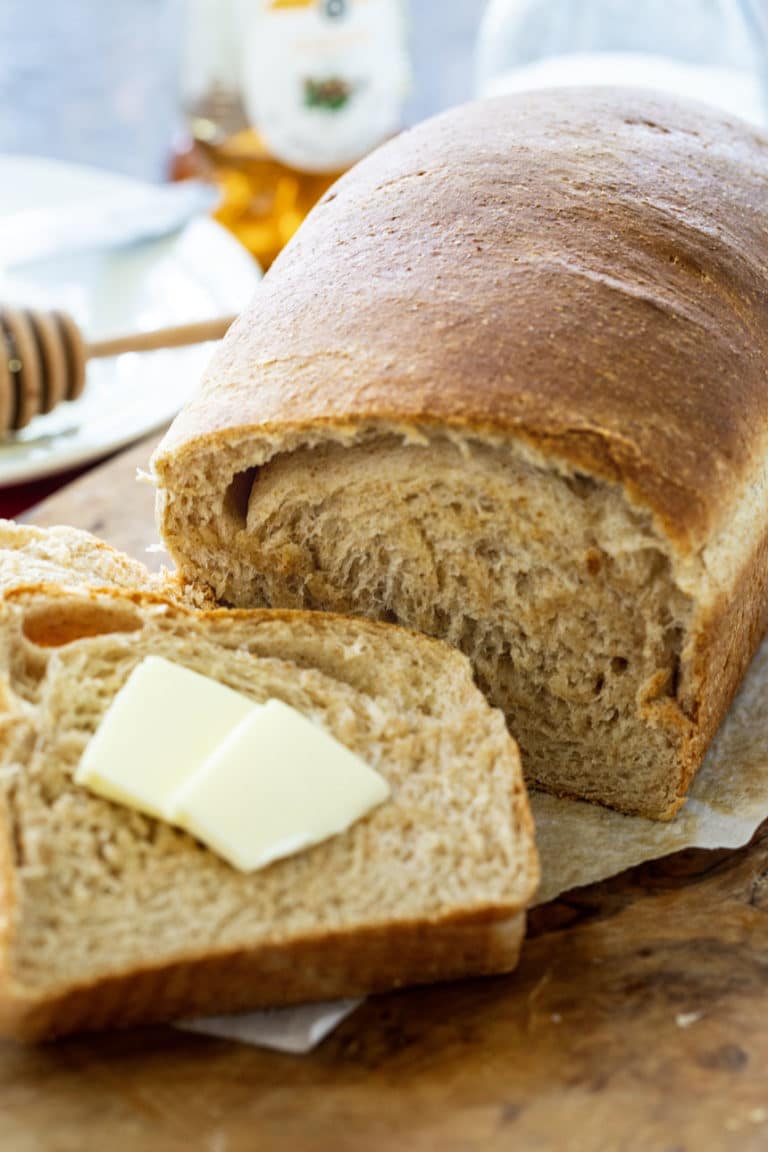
[0,582,537,1040]
[153,88,768,820]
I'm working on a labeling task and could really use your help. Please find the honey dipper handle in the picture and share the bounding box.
[86,315,238,359]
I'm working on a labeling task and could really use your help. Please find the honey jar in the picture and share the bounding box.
[176,0,410,269]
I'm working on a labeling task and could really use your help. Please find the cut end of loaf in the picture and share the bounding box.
[156,426,699,819]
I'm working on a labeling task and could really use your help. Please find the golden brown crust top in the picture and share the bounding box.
[157,88,768,547]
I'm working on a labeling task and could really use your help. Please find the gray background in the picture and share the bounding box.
[0,0,485,181]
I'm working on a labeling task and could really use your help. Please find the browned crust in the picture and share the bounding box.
[0,583,537,1041]
[155,88,768,551]
[673,523,768,808]
[0,911,526,1043]
[610,512,768,820]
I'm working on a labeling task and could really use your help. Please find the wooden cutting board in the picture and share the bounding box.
[4,435,768,1152]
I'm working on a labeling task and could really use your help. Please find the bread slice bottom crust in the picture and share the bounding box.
[0,908,525,1042]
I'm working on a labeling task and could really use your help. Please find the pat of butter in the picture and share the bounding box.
[172,698,391,872]
[75,656,255,820]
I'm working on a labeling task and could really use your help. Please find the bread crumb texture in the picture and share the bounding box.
[0,589,536,995]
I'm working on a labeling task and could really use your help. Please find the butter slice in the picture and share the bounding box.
[172,698,391,872]
[75,656,255,820]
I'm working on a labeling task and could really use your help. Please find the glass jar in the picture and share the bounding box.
[176,0,410,269]
[475,0,768,129]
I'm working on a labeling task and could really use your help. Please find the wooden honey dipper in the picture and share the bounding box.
[0,306,237,437]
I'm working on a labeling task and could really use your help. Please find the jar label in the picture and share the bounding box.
[240,0,410,172]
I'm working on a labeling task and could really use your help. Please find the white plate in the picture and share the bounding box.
[0,156,261,486]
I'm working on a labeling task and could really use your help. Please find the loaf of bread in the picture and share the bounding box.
[0,573,537,1040]
[154,88,768,820]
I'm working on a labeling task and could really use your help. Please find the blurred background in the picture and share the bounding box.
[2,0,767,269]
[0,0,766,513]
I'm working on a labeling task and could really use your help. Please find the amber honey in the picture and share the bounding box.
[176,1,408,270]
[173,121,343,271]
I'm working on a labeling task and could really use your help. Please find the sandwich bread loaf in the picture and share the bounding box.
[153,87,768,820]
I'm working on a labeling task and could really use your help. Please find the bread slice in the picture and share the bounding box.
[0,583,537,1040]
[0,520,156,594]
[0,520,212,609]
[153,88,768,820]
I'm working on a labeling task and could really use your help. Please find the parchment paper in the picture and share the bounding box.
[178,999,361,1053]
[179,635,768,1052]
[533,633,768,903]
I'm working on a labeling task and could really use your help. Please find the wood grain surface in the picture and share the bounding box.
[25,433,166,570]
[6,435,768,1152]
